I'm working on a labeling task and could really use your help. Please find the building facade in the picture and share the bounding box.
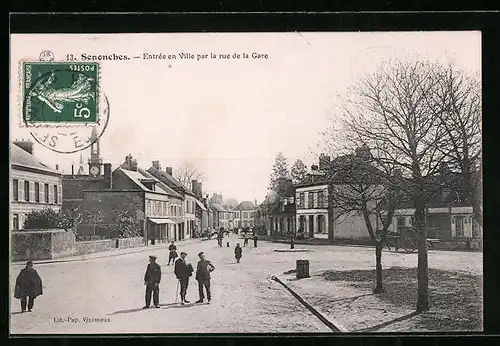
[295,177,329,239]
[11,141,63,230]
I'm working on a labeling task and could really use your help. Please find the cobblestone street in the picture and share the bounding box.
[10,237,482,334]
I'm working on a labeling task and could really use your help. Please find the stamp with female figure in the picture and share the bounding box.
[21,62,100,126]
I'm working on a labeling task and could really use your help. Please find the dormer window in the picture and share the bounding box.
[140,178,156,191]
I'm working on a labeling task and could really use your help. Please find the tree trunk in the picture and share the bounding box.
[415,192,429,312]
[374,241,384,293]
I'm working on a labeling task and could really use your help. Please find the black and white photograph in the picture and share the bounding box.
[9,31,482,334]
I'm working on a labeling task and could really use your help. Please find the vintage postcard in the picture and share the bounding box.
[9,32,482,334]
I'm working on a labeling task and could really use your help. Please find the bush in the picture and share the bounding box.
[24,208,60,229]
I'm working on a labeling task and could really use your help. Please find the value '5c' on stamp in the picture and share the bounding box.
[22,62,100,125]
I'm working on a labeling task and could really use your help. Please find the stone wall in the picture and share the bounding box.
[51,230,77,258]
[12,230,53,261]
[117,237,144,249]
[74,239,115,255]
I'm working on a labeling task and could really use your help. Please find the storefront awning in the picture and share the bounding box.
[148,218,176,225]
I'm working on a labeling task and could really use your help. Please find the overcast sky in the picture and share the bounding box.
[10,32,481,203]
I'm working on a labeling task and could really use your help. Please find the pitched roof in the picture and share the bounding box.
[211,203,226,212]
[117,168,182,198]
[146,166,196,197]
[235,201,256,210]
[11,144,60,175]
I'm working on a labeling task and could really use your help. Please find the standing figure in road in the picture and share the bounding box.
[168,241,178,265]
[14,261,43,313]
[143,255,161,309]
[195,252,215,304]
[243,233,249,247]
[253,233,259,248]
[174,252,194,304]
[234,243,243,263]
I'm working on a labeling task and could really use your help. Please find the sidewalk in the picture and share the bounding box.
[11,238,201,266]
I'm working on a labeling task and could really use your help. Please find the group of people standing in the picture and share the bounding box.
[143,246,216,308]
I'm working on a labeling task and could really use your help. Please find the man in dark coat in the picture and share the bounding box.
[143,255,161,309]
[14,261,43,313]
[253,234,259,248]
[195,252,215,304]
[168,242,178,265]
[234,243,242,263]
[174,252,194,304]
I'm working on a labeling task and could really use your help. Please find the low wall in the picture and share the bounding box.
[117,237,144,249]
[11,229,76,261]
[75,239,115,256]
[12,230,148,261]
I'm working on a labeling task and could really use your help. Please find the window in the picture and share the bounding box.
[397,217,406,228]
[13,214,19,230]
[308,192,314,208]
[53,185,58,203]
[35,183,40,202]
[44,184,49,203]
[299,193,305,208]
[24,181,30,201]
[472,219,481,238]
[455,216,465,238]
[318,190,324,208]
[12,179,19,201]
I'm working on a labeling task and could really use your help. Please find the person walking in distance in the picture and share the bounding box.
[253,233,259,248]
[174,252,194,304]
[14,261,43,313]
[195,252,215,304]
[168,241,178,265]
[234,243,243,263]
[143,255,161,309]
[243,233,249,247]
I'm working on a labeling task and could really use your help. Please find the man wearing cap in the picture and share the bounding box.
[14,260,43,313]
[195,252,215,304]
[174,252,194,304]
[143,255,162,309]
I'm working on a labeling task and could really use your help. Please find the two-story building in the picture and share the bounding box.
[295,169,329,239]
[78,155,185,244]
[233,201,257,229]
[11,141,63,230]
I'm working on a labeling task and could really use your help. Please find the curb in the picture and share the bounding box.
[11,239,200,266]
[271,275,348,333]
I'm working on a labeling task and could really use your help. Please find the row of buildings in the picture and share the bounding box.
[10,131,258,244]
[256,148,482,242]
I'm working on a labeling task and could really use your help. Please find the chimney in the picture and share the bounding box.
[104,163,112,189]
[55,164,59,171]
[71,164,74,176]
[13,140,34,155]
[165,166,173,176]
[191,179,198,193]
[197,182,203,197]
[131,159,138,172]
[152,160,161,170]
[319,154,331,171]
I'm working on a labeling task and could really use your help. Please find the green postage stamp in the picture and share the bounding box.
[21,62,100,125]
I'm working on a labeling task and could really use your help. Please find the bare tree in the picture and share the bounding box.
[325,147,402,292]
[174,161,205,190]
[426,64,482,227]
[337,59,454,312]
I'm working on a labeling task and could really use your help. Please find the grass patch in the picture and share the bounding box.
[322,267,482,331]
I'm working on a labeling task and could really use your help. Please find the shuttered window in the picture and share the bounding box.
[12,179,19,201]
[24,181,30,201]
[44,183,50,203]
[35,182,40,202]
